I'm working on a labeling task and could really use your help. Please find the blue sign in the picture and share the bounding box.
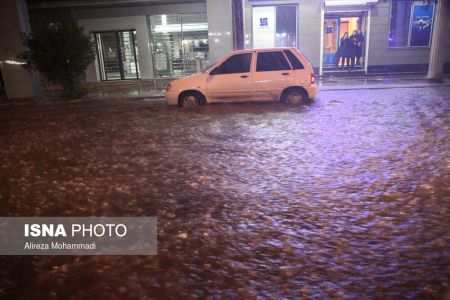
[410,3,435,47]
[260,17,268,27]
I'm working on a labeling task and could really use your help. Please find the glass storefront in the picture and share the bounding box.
[149,14,209,78]
[252,5,298,49]
[94,30,140,81]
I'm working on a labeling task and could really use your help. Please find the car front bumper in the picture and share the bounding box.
[165,91,179,106]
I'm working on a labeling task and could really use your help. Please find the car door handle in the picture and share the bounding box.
[281,73,290,76]
[240,75,249,78]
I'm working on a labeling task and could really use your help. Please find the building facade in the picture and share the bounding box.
[1,0,449,97]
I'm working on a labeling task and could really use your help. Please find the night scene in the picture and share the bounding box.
[0,0,450,299]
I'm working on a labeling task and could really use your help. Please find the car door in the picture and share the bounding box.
[206,52,254,102]
[253,51,295,101]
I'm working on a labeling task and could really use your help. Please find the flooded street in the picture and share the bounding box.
[1,86,450,299]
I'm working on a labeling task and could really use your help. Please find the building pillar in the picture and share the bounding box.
[427,0,449,81]
[232,0,244,50]
[207,0,234,63]
[0,0,42,99]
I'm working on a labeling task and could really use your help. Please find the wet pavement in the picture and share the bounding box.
[0,86,450,299]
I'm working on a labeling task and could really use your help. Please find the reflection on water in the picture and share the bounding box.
[0,87,449,299]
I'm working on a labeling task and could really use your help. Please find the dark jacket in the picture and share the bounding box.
[336,37,350,57]
[354,33,364,57]
[348,35,358,57]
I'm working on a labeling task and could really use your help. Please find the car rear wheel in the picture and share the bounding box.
[180,93,200,108]
[281,88,307,105]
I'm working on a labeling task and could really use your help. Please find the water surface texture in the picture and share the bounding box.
[0,87,449,299]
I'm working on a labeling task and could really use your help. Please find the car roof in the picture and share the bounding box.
[211,47,310,68]
[231,47,297,54]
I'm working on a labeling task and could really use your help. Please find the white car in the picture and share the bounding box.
[165,48,317,107]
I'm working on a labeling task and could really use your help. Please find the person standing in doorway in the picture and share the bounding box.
[354,29,365,67]
[335,32,350,70]
[348,30,358,70]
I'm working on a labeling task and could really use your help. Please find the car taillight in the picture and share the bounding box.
[310,73,315,85]
[166,83,172,91]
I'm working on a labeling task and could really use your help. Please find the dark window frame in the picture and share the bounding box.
[283,50,304,70]
[256,51,292,72]
[211,53,253,75]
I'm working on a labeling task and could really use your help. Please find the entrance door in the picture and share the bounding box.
[94,30,140,81]
[322,12,367,72]
[96,32,121,80]
[323,18,339,68]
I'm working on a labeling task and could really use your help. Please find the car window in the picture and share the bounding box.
[283,50,304,70]
[212,53,252,75]
[256,51,291,72]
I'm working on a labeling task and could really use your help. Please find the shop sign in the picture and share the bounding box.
[409,3,435,47]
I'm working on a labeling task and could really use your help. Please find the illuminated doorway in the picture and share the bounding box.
[322,12,367,72]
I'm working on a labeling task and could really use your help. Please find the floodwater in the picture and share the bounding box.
[0,86,449,299]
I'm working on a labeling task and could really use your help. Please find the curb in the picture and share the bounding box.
[0,95,165,107]
[318,82,450,92]
[90,95,164,101]
[1,83,449,106]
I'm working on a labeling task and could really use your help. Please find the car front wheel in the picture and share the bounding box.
[180,93,199,108]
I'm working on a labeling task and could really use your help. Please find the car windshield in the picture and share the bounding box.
[202,62,216,73]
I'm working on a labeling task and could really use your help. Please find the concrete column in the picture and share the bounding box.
[232,0,244,50]
[207,0,234,63]
[427,0,449,81]
[298,0,322,74]
[0,0,42,99]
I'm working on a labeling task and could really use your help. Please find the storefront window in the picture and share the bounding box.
[252,5,297,49]
[389,1,435,47]
[149,14,209,78]
[94,30,140,81]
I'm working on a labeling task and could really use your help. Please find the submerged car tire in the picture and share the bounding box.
[179,92,205,108]
[281,88,307,105]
